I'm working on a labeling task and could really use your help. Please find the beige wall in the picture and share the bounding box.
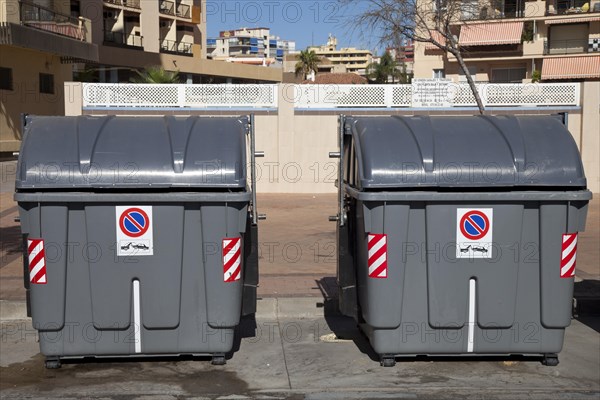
[580,81,600,193]
[413,42,445,79]
[68,82,600,193]
[0,47,72,152]
[253,88,338,193]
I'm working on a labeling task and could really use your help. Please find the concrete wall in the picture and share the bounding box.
[580,81,600,193]
[73,82,599,193]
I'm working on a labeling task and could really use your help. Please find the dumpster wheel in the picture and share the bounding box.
[541,354,559,366]
[211,354,226,366]
[380,355,396,367]
[45,357,62,369]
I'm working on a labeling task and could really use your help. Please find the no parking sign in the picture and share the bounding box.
[456,208,493,259]
[116,206,154,256]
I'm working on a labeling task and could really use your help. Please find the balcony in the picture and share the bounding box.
[19,1,89,41]
[0,1,97,61]
[160,39,193,56]
[159,1,191,18]
[104,30,143,49]
[544,38,591,55]
[546,0,600,15]
[104,0,141,10]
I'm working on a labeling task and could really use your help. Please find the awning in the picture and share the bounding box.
[459,22,524,46]
[425,31,446,50]
[545,16,600,24]
[542,55,600,79]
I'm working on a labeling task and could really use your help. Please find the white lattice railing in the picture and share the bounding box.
[83,83,279,108]
[82,82,580,109]
[294,83,580,108]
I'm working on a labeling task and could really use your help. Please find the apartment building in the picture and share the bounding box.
[388,41,415,74]
[413,0,600,82]
[207,27,296,64]
[0,0,98,152]
[0,0,283,154]
[308,35,374,76]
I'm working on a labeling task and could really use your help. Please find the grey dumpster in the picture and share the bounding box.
[331,114,592,367]
[15,115,262,368]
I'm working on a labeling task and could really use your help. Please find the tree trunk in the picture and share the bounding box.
[453,51,485,114]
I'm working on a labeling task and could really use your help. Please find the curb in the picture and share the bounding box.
[0,297,331,322]
[0,300,28,321]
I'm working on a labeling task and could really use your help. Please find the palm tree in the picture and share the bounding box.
[131,66,181,83]
[295,50,319,80]
[366,51,399,84]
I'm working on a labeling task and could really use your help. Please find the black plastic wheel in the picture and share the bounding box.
[542,354,559,366]
[211,354,226,366]
[45,358,62,369]
[380,355,396,367]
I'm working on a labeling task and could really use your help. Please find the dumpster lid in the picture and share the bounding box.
[345,115,586,189]
[16,115,249,190]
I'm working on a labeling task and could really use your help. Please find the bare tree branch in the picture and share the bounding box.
[340,0,485,113]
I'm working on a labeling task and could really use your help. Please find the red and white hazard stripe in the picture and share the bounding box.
[27,239,47,284]
[223,237,242,283]
[560,233,578,278]
[368,233,387,278]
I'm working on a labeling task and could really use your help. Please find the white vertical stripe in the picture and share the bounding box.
[467,279,476,353]
[133,280,141,354]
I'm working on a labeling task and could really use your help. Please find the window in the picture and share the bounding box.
[433,69,445,79]
[39,73,54,94]
[176,24,194,33]
[0,67,13,90]
[491,67,526,83]
[70,0,80,18]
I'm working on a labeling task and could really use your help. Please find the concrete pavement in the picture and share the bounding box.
[1,298,599,399]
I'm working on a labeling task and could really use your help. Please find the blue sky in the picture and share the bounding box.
[205,1,383,53]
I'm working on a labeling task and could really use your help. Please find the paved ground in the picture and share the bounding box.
[1,298,599,399]
[1,160,599,399]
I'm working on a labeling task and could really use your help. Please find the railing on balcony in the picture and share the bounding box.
[160,39,193,56]
[159,0,175,15]
[19,1,86,41]
[460,1,527,21]
[544,39,590,55]
[546,0,600,15]
[176,3,191,18]
[159,0,191,18]
[104,30,143,48]
[104,0,141,9]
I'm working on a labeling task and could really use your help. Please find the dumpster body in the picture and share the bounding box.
[334,115,591,366]
[15,115,259,367]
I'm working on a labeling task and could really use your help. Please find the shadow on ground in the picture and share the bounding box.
[574,279,600,333]
[316,276,380,362]
[314,277,596,366]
